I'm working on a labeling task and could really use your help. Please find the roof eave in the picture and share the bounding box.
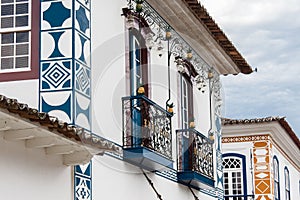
[146,0,253,75]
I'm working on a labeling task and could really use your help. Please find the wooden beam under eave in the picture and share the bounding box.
[63,150,93,166]
[25,136,62,148]
[3,128,37,141]
[45,145,76,155]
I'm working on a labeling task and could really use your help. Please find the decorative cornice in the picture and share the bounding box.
[222,134,270,143]
[222,116,300,150]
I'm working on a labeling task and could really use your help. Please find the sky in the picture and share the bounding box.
[200,0,300,137]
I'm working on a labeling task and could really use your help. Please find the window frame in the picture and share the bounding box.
[284,167,290,200]
[0,0,38,81]
[179,73,193,130]
[128,28,149,97]
[222,153,248,200]
[273,156,280,200]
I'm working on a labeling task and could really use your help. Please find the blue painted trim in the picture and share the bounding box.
[39,89,73,93]
[123,147,173,171]
[40,27,72,32]
[222,153,248,198]
[38,0,42,112]
[71,0,76,126]
[76,0,90,11]
[177,171,215,188]
[74,28,90,40]
[273,155,280,200]
[88,0,92,132]
[40,58,73,62]
[90,160,92,200]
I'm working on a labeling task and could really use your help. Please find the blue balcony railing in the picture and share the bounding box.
[122,95,173,170]
[176,129,214,188]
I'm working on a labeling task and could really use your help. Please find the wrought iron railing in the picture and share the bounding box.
[122,95,172,159]
[176,129,214,178]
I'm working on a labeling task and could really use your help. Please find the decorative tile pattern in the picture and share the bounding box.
[40,1,92,200]
[75,162,92,200]
[43,1,71,28]
[75,62,90,96]
[41,92,72,123]
[222,135,269,143]
[253,141,272,200]
[75,93,91,130]
[41,61,72,90]
[76,5,90,34]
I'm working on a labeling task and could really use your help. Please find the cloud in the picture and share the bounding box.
[201,0,300,136]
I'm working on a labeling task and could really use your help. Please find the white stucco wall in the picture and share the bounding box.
[0,1,222,199]
[91,0,127,144]
[272,144,300,200]
[90,0,214,152]
[0,79,38,107]
[89,1,219,199]
[0,137,72,200]
[92,155,215,200]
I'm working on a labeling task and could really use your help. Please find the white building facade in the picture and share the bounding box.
[222,117,300,200]
[0,0,253,199]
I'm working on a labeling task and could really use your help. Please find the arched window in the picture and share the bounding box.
[284,167,290,200]
[223,153,247,200]
[273,156,280,200]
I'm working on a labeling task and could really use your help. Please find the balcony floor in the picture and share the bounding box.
[177,171,214,189]
[123,147,173,172]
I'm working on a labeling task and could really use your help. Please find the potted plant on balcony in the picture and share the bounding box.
[189,117,195,128]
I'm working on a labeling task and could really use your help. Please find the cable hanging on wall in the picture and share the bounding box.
[141,169,163,200]
[188,187,200,200]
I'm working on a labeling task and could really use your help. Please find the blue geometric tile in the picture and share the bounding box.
[43,1,71,28]
[78,34,88,64]
[76,5,89,34]
[48,31,65,58]
[75,93,90,129]
[42,61,71,90]
[75,163,91,177]
[75,176,91,200]
[75,62,90,96]
[41,93,72,122]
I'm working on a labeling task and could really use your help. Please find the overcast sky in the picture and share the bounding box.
[200,0,300,136]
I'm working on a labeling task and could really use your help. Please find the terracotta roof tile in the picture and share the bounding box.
[182,0,252,74]
[0,94,121,154]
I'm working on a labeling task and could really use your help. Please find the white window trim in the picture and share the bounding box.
[0,0,31,73]
[0,0,31,32]
[223,156,244,199]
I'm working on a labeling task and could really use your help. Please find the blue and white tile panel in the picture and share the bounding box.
[74,162,92,200]
[39,1,92,200]
[40,0,91,129]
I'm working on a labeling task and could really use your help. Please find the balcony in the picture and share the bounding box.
[122,95,173,171]
[176,129,214,189]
